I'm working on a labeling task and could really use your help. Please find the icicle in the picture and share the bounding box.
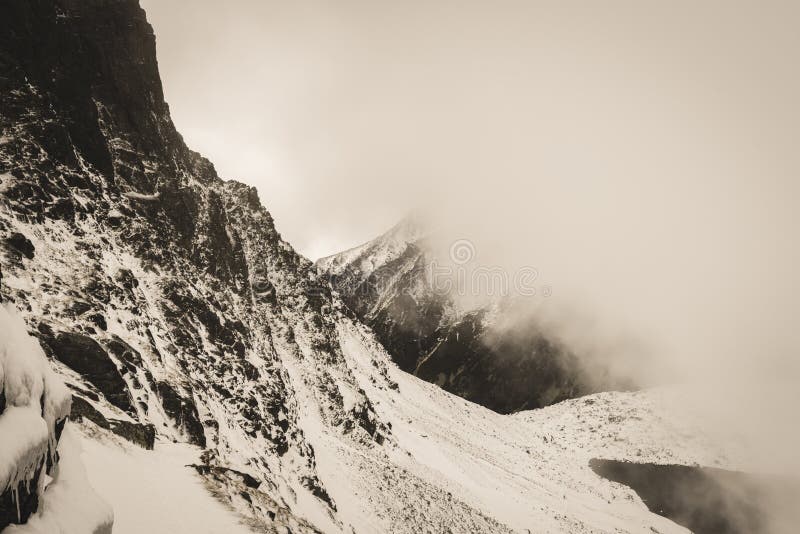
[13,485,20,522]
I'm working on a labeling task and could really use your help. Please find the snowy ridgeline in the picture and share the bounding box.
[0,303,112,534]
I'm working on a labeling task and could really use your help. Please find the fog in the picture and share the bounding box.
[142,0,800,488]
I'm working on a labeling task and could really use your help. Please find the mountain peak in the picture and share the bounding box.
[316,211,429,278]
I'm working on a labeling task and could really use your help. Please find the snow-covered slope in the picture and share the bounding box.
[321,321,738,533]
[75,426,254,534]
[316,215,427,282]
[0,1,732,533]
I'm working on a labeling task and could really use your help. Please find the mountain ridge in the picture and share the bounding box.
[316,217,609,413]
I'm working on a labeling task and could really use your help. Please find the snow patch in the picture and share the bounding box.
[77,428,253,534]
[123,191,160,201]
[4,425,114,534]
[0,174,13,194]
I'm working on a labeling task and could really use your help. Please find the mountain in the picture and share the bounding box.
[0,1,726,533]
[316,217,610,413]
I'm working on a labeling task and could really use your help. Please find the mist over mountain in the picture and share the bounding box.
[317,216,634,414]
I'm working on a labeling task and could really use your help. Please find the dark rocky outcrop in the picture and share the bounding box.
[6,232,34,260]
[0,0,179,178]
[190,464,261,490]
[42,332,134,414]
[107,419,155,450]
[590,459,800,534]
[413,310,587,413]
[155,381,205,447]
[70,394,111,429]
[71,395,155,449]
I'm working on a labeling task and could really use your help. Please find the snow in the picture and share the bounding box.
[0,173,12,193]
[0,303,71,493]
[225,224,236,247]
[77,429,254,534]
[0,205,739,534]
[320,319,726,533]
[0,407,49,496]
[123,191,160,201]
[0,138,742,533]
[316,215,426,276]
[4,425,113,534]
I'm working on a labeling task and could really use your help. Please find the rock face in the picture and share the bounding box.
[70,395,156,449]
[317,217,602,413]
[5,233,34,260]
[41,332,134,414]
[155,380,205,447]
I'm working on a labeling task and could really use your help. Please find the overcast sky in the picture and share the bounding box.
[142,0,799,257]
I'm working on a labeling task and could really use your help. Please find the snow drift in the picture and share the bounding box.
[0,303,111,532]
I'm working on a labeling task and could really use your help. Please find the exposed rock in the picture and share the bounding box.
[414,310,587,412]
[155,381,206,447]
[190,464,261,490]
[47,197,76,221]
[105,336,143,368]
[43,332,134,414]
[88,313,108,331]
[71,395,155,449]
[70,395,112,430]
[301,475,337,512]
[6,232,35,260]
[107,419,155,450]
[69,300,93,316]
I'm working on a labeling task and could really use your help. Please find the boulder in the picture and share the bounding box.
[107,419,155,450]
[6,232,34,260]
[44,332,134,414]
[71,395,155,449]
